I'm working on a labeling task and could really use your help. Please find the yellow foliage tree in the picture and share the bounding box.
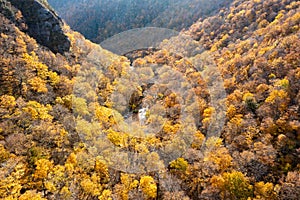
[226,104,237,119]
[169,157,188,171]
[114,173,139,200]
[99,189,112,200]
[22,101,53,121]
[80,174,102,197]
[48,71,60,86]
[0,95,16,109]
[139,176,157,199]
[0,95,17,118]
[19,190,47,200]
[72,96,90,116]
[95,156,110,183]
[204,142,233,172]
[33,159,54,180]
[191,130,205,149]
[106,129,128,148]
[0,144,10,163]
[211,170,253,200]
[265,89,289,112]
[163,121,181,135]
[254,181,276,199]
[28,77,48,93]
[202,106,215,128]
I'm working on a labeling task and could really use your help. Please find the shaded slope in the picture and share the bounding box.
[48,0,233,43]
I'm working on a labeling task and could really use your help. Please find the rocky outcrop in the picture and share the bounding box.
[8,0,70,54]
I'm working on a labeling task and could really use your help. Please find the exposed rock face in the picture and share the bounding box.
[8,0,70,53]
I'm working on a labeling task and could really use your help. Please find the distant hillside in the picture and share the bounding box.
[48,0,233,43]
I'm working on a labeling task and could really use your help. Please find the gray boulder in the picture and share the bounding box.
[8,0,70,54]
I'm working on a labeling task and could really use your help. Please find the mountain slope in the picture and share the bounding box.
[0,0,299,199]
[1,0,70,53]
[48,0,233,43]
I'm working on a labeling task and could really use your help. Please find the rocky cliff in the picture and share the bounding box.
[5,0,70,53]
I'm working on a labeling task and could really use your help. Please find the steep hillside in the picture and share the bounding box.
[0,0,299,199]
[0,0,70,53]
[48,0,233,43]
[184,0,300,198]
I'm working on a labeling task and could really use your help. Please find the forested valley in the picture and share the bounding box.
[0,0,299,199]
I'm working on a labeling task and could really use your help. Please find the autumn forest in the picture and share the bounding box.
[0,0,299,199]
